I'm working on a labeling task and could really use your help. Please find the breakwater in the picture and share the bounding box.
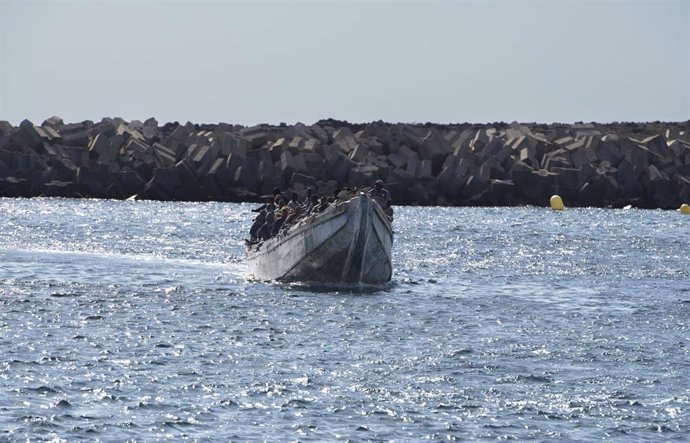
[0,117,688,208]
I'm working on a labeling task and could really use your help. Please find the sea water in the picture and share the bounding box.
[0,198,688,441]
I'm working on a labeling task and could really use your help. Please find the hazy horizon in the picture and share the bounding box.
[1,0,689,127]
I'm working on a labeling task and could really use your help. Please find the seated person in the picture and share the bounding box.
[249,210,266,241]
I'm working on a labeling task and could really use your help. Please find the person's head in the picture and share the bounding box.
[291,192,298,202]
[311,195,319,204]
[272,187,281,196]
[375,179,383,190]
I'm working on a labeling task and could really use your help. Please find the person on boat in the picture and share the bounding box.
[305,194,320,214]
[257,211,275,241]
[271,208,287,237]
[290,192,302,208]
[273,187,287,208]
[282,201,299,227]
[316,196,330,213]
[249,209,266,242]
[369,180,393,221]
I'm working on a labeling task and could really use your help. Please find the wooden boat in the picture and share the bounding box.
[246,193,393,284]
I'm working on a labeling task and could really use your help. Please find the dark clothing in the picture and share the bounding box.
[271,217,285,236]
[369,186,391,207]
[249,214,265,240]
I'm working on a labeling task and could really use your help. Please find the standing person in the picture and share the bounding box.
[369,180,393,221]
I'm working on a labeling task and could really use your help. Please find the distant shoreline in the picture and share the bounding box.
[1,117,689,209]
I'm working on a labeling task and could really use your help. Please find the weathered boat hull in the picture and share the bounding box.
[246,194,393,284]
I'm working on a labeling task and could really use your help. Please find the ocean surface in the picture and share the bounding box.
[0,198,688,441]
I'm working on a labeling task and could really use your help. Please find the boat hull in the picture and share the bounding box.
[246,194,393,284]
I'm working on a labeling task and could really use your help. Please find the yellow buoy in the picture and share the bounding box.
[550,195,564,211]
[680,203,690,215]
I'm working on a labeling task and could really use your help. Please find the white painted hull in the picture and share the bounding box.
[246,194,393,284]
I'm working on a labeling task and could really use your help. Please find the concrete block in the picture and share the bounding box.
[234,164,259,191]
[348,164,380,185]
[116,123,146,143]
[450,129,475,154]
[269,138,285,162]
[583,135,601,151]
[225,153,245,176]
[216,132,248,157]
[399,153,416,178]
[568,145,598,169]
[35,126,62,142]
[8,124,44,153]
[302,153,324,177]
[594,140,623,165]
[492,142,512,165]
[308,124,329,144]
[571,123,601,138]
[326,152,353,186]
[289,172,318,189]
[204,158,235,197]
[488,179,516,205]
[42,116,64,129]
[0,176,27,197]
[460,175,489,202]
[112,167,146,198]
[668,140,690,163]
[239,125,269,149]
[302,138,321,154]
[280,151,307,180]
[333,128,357,153]
[288,136,304,153]
[550,167,581,190]
[443,130,462,146]
[88,133,123,163]
[165,123,193,145]
[541,149,572,170]
[61,130,90,147]
[419,130,451,172]
[625,143,651,171]
[389,167,416,185]
[398,144,420,165]
[144,168,181,200]
[349,144,369,163]
[553,136,575,147]
[151,143,177,167]
[76,165,106,196]
[469,129,491,151]
[641,135,668,157]
[191,144,218,175]
[59,121,92,135]
[478,162,491,181]
[175,158,199,187]
[63,146,89,167]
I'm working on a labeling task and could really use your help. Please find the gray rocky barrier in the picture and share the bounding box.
[0,117,688,208]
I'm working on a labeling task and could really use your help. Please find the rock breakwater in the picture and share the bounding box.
[0,117,688,208]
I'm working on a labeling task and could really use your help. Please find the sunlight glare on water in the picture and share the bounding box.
[0,198,688,440]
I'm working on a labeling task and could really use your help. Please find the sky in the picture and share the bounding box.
[0,0,688,126]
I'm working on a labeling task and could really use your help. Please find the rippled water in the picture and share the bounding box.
[1,198,688,441]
